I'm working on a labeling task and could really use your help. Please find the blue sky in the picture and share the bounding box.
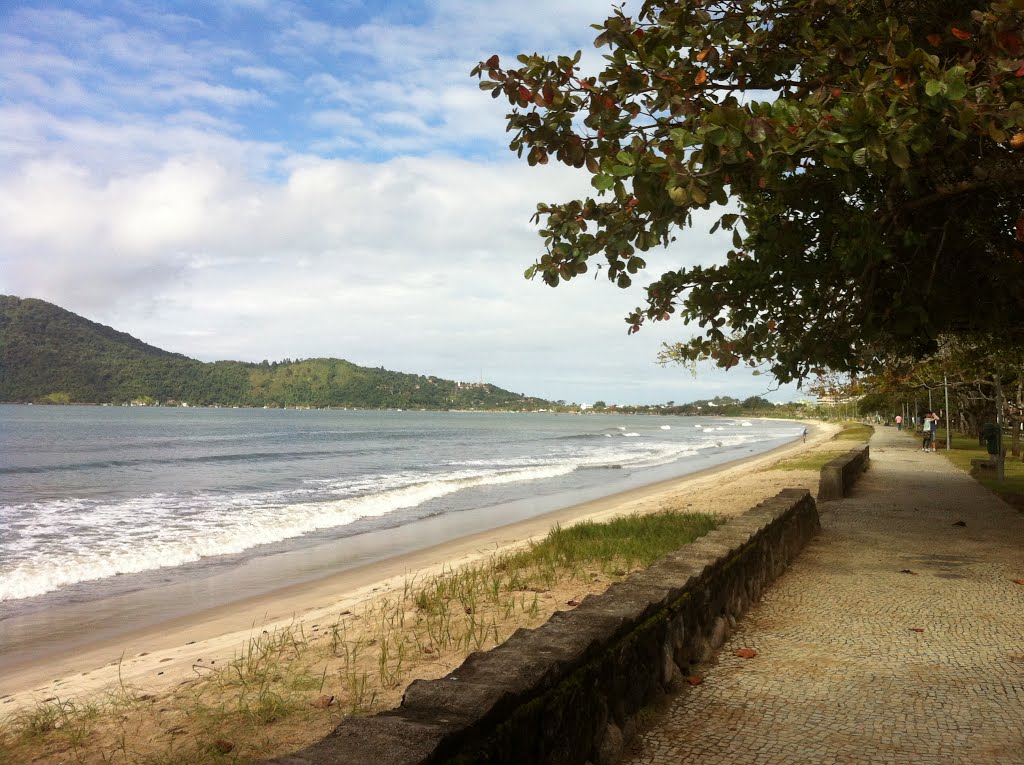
[1,1,801,405]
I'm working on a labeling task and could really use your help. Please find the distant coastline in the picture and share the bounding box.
[1,295,813,415]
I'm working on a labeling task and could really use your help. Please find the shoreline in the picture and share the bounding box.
[0,420,838,711]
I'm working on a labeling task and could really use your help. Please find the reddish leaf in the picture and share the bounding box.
[695,68,708,85]
[517,86,532,102]
[686,675,704,685]
[926,33,942,47]
[696,47,712,62]
[1017,64,1024,77]
[951,27,972,40]
[543,84,554,104]
[1013,579,1024,585]
[998,32,1022,54]
[1012,133,1024,149]
[909,627,925,633]
[485,54,500,69]
[734,648,758,658]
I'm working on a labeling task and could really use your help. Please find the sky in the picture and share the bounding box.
[0,0,803,405]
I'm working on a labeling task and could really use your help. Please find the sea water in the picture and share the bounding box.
[0,406,800,635]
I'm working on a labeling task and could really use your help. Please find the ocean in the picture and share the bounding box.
[0,405,800,662]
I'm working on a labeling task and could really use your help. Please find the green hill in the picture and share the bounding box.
[0,296,552,410]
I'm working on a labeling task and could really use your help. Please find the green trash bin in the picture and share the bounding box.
[980,423,1000,455]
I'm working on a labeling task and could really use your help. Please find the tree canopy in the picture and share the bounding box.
[473,0,1024,384]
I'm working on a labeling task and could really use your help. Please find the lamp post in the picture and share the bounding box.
[944,375,951,451]
[996,378,1005,483]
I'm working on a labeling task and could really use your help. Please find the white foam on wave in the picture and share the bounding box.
[0,464,575,602]
[0,418,798,603]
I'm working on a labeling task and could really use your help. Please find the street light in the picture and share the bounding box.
[944,375,951,451]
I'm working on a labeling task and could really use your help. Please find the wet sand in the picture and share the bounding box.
[0,420,840,711]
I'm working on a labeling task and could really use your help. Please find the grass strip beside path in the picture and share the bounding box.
[892,426,1024,512]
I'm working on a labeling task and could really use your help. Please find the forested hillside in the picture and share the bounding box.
[0,296,549,409]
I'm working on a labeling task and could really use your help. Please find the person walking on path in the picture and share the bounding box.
[623,425,1024,765]
[895,413,903,431]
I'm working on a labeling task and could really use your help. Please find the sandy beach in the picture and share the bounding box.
[0,419,842,717]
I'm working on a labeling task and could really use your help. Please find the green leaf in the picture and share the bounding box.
[744,118,767,143]
[852,147,869,166]
[592,174,615,191]
[888,138,911,169]
[943,66,968,100]
[668,186,690,206]
[925,79,945,97]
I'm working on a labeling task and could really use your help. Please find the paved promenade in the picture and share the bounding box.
[624,426,1024,765]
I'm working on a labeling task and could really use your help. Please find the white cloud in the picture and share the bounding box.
[0,0,799,404]
[0,145,774,402]
[233,65,291,88]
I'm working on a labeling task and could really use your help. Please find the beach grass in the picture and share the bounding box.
[770,452,838,472]
[769,423,871,472]
[0,509,719,765]
[832,423,873,441]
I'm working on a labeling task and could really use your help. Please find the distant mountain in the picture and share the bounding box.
[0,296,553,410]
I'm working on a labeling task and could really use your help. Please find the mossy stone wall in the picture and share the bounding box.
[266,488,820,765]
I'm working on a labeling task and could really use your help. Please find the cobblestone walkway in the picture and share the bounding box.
[623,426,1024,765]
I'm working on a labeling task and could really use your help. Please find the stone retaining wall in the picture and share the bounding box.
[817,445,870,502]
[268,488,820,765]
